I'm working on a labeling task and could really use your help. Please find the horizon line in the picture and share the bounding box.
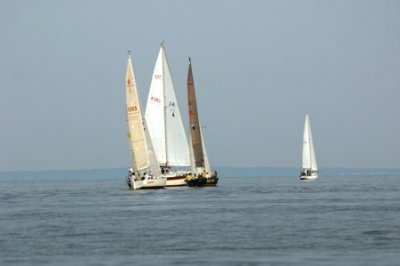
[1,166,400,173]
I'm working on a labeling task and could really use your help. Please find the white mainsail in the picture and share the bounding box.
[145,44,190,167]
[302,113,318,172]
[126,54,161,177]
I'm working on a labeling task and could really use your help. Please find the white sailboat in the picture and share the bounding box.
[145,43,191,187]
[185,58,218,187]
[299,113,319,180]
[125,52,166,190]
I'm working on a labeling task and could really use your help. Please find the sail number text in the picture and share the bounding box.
[127,106,138,112]
[151,96,161,103]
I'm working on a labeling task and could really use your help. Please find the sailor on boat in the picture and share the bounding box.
[161,165,171,175]
[126,168,136,188]
[141,172,150,180]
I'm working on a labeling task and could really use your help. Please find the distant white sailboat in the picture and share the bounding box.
[299,113,319,180]
[185,58,218,187]
[125,52,166,189]
[145,43,191,187]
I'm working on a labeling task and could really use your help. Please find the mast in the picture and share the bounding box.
[161,42,168,167]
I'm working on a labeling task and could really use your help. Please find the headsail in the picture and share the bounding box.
[200,126,212,176]
[145,43,190,167]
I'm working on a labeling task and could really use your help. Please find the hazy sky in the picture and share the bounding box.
[1,0,399,171]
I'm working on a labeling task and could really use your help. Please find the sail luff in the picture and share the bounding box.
[126,56,150,172]
[187,58,205,169]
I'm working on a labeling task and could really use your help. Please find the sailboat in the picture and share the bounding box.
[299,113,319,180]
[125,52,166,190]
[145,43,191,187]
[185,58,219,187]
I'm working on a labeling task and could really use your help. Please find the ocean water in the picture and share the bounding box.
[1,169,399,266]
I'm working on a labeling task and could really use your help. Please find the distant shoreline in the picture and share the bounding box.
[1,167,400,179]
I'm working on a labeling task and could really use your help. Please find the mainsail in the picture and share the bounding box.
[187,58,206,171]
[145,43,190,167]
[185,57,219,187]
[126,54,161,177]
[302,113,318,171]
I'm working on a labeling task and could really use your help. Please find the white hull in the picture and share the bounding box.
[142,177,167,189]
[127,176,166,189]
[299,174,318,180]
[164,172,189,187]
[127,176,143,190]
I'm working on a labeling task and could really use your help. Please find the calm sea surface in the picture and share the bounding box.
[1,170,399,265]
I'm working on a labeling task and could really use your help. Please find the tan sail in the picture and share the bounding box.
[126,56,149,171]
[185,58,219,187]
[187,58,205,169]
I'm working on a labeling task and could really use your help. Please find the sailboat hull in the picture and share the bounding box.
[126,175,166,189]
[142,177,167,189]
[186,176,219,187]
[165,173,189,187]
[126,176,144,190]
[299,174,318,180]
